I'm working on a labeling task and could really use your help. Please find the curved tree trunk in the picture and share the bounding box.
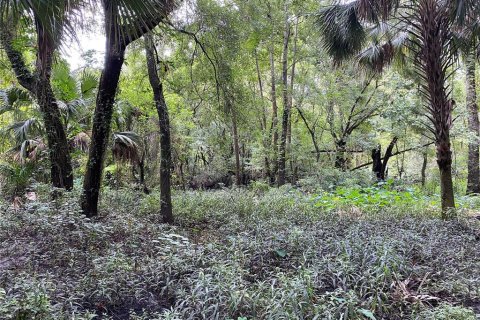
[81,42,126,216]
[145,33,173,223]
[466,51,480,194]
[36,79,74,190]
[1,23,73,190]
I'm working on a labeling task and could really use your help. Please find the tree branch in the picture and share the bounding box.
[0,29,36,92]
[350,141,434,171]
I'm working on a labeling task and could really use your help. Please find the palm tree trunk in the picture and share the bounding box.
[145,33,173,223]
[1,24,73,190]
[36,79,74,190]
[437,138,455,214]
[415,0,455,215]
[81,38,126,217]
[466,51,480,194]
[277,7,291,186]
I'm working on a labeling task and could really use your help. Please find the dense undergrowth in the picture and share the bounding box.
[1,183,480,319]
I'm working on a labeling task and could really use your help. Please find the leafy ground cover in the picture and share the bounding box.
[1,185,480,319]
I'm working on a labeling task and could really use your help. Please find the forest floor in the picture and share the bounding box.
[1,185,480,319]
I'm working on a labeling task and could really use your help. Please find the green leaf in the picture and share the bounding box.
[358,308,376,320]
[274,249,287,258]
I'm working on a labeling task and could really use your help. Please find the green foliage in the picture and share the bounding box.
[0,277,53,320]
[1,188,479,319]
[0,162,34,199]
[416,304,476,320]
[312,183,434,214]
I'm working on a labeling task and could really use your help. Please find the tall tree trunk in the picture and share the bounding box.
[414,0,455,215]
[80,0,168,216]
[231,105,241,186]
[1,24,73,190]
[466,51,480,194]
[145,33,173,223]
[269,47,279,184]
[36,78,74,190]
[277,7,291,186]
[81,7,127,216]
[255,50,271,179]
[287,17,298,184]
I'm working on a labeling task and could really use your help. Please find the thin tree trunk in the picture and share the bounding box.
[287,18,298,184]
[380,137,398,180]
[269,46,279,184]
[466,51,480,194]
[255,49,271,179]
[145,33,173,223]
[231,105,241,186]
[421,149,428,186]
[371,145,382,180]
[277,6,291,186]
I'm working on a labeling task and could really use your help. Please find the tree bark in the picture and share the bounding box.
[269,46,279,184]
[371,137,397,181]
[231,104,241,186]
[145,33,173,223]
[81,42,126,216]
[80,0,169,217]
[334,139,348,170]
[437,137,455,216]
[0,23,73,190]
[421,149,428,186]
[466,51,480,194]
[415,0,455,215]
[81,2,127,216]
[277,6,291,186]
[255,49,271,179]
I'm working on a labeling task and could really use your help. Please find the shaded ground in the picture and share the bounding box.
[0,187,479,319]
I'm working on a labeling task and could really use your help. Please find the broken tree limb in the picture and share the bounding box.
[350,141,434,171]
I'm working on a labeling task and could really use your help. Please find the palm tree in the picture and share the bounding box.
[317,0,479,216]
[80,0,176,217]
[0,0,81,190]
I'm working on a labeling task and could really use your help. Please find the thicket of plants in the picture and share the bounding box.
[1,184,480,319]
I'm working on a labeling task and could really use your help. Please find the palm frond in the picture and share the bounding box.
[112,131,143,164]
[79,69,98,97]
[6,118,40,143]
[11,138,46,163]
[0,87,32,114]
[317,3,367,63]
